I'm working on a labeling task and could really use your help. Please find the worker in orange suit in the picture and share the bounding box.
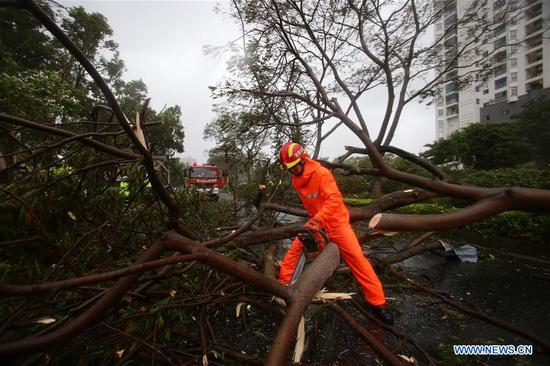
[278,142,393,325]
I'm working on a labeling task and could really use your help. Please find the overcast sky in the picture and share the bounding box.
[58,0,435,162]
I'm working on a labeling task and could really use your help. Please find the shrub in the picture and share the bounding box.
[389,201,550,243]
[450,165,550,190]
[336,174,371,195]
[467,211,550,243]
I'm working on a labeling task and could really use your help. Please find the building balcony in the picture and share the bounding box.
[445,49,458,60]
[446,93,459,106]
[525,18,543,37]
[445,23,457,35]
[444,27,457,40]
[444,35,457,48]
[526,48,543,65]
[446,106,459,117]
[493,0,505,12]
[493,36,507,51]
[525,34,543,51]
[524,0,541,9]
[445,59,458,70]
[494,50,507,63]
[509,0,521,11]
[495,90,507,102]
[445,69,458,81]
[446,82,458,94]
[494,76,507,90]
[525,69,543,83]
[445,13,457,27]
[483,99,496,107]
[524,2,542,21]
[493,63,507,77]
[493,23,506,38]
[483,93,509,107]
[526,79,543,93]
[444,2,457,17]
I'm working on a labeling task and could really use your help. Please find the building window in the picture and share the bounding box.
[493,24,506,37]
[526,80,543,92]
[485,115,490,121]
[493,63,507,76]
[495,77,507,89]
[475,85,480,92]
[447,105,459,116]
[509,30,517,41]
[526,48,543,64]
[483,89,489,94]
[438,109,444,117]
[510,86,518,96]
[476,98,480,104]
[493,0,505,11]
[446,93,459,104]
[436,23,443,31]
[511,72,517,82]
[494,50,507,64]
[510,58,517,68]
[446,82,458,94]
[495,90,507,101]
[510,44,519,54]
[494,36,506,50]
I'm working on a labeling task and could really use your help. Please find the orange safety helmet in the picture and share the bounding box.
[279,142,306,169]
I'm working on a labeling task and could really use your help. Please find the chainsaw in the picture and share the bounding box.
[289,228,330,284]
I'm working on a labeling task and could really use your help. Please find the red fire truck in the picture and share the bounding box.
[186,163,227,200]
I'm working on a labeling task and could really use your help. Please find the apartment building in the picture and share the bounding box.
[434,0,550,139]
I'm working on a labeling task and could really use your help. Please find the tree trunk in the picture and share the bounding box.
[370,176,383,198]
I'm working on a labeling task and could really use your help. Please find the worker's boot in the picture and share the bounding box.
[371,304,394,326]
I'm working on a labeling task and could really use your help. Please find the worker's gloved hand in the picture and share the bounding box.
[304,217,326,252]
[304,217,322,231]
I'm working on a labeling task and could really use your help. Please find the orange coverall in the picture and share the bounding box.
[278,158,386,306]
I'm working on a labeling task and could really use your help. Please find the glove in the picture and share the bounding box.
[304,217,326,252]
[304,217,322,231]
